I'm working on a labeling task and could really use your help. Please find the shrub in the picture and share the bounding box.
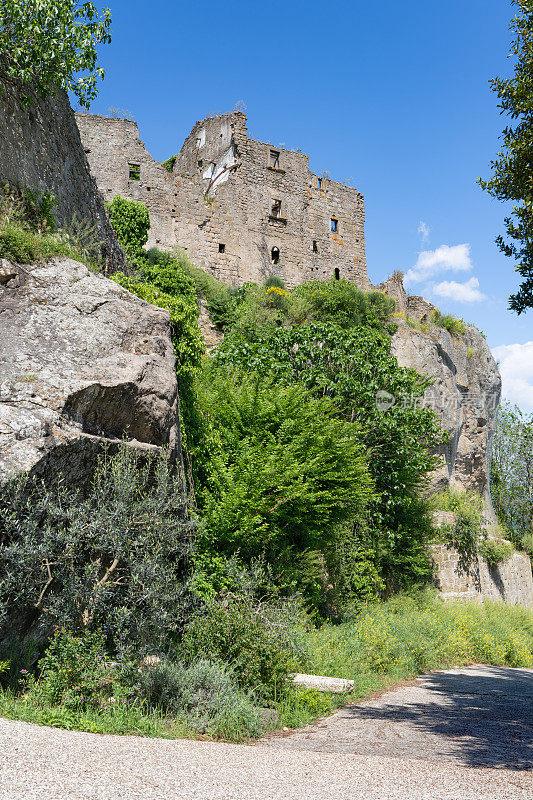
[0,447,195,655]
[112,269,203,378]
[139,658,262,738]
[432,489,484,556]
[181,595,298,703]
[166,249,238,330]
[522,533,533,557]
[106,195,150,256]
[431,309,466,336]
[161,155,177,173]
[0,192,99,268]
[479,538,514,567]
[195,369,375,609]
[213,321,444,594]
[22,629,134,712]
[294,280,396,331]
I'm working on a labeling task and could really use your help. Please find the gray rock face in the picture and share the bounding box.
[0,258,180,485]
[392,320,500,508]
[379,276,501,517]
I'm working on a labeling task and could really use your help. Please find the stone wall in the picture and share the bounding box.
[76,111,368,289]
[0,74,124,272]
[431,544,533,608]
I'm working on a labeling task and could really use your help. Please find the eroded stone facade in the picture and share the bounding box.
[75,111,368,289]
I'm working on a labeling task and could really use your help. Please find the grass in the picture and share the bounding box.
[0,683,338,742]
[0,195,101,270]
[2,594,532,741]
[303,593,533,699]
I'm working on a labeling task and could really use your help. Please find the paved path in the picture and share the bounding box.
[0,665,531,800]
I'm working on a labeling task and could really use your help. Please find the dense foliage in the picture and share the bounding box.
[194,371,375,611]
[0,448,195,655]
[213,299,445,595]
[106,195,150,258]
[491,402,533,549]
[0,0,111,108]
[478,0,533,312]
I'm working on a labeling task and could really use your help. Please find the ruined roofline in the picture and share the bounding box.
[180,111,362,195]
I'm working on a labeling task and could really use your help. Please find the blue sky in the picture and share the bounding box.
[85,0,533,410]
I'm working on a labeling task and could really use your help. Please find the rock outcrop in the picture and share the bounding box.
[0,258,180,486]
[379,273,501,518]
[0,73,124,273]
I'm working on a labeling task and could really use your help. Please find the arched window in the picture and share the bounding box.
[331,217,338,233]
[334,268,340,280]
[271,247,280,265]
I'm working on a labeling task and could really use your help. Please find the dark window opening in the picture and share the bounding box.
[334,268,340,280]
[198,159,203,168]
[317,177,322,188]
[331,217,338,233]
[312,240,318,253]
[146,186,151,191]
[218,243,226,253]
[269,149,280,169]
[271,198,282,218]
[128,163,141,181]
[271,246,280,265]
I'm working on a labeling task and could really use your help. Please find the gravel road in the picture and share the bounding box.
[0,665,531,800]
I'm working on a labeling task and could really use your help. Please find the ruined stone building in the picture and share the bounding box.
[75,111,369,289]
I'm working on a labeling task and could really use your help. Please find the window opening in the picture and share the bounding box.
[271,198,282,218]
[312,240,318,253]
[334,268,340,280]
[218,243,226,253]
[128,163,140,181]
[269,149,280,169]
[331,217,338,233]
[317,177,322,188]
[271,246,280,265]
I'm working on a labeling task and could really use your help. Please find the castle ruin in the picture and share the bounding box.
[75,111,369,289]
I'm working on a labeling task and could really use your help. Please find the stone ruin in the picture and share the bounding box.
[75,111,368,289]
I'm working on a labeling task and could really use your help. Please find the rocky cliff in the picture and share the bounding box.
[0,258,180,487]
[0,73,124,273]
[378,273,501,518]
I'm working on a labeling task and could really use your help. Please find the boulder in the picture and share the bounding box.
[0,258,181,486]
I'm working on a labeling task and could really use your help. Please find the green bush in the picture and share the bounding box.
[294,280,396,331]
[165,249,238,330]
[522,533,533,557]
[195,369,375,610]
[112,269,204,378]
[106,195,150,256]
[161,155,177,173]
[139,658,262,738]
[181,596,298,703]
[431,309,466,336]
[479,538,514,567]
[213,321,444,594]
[0,192,99,268]
[22,629,134,712]
[432,489,484,556]
[0,447,195,655]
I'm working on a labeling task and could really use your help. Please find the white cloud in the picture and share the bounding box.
[492,341,533,412]
[433,276,487,303]
[405,243,473,284]
[418,221,430,242]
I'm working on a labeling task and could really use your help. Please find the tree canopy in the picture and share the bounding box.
[0,0,111,108]
[479,0,533,313]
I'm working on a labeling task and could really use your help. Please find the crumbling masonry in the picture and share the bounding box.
[75,111,369,289]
